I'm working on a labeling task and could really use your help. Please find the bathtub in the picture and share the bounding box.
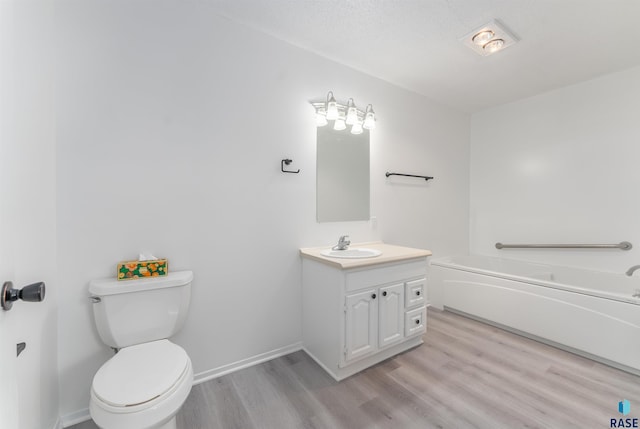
[430,255,640,374]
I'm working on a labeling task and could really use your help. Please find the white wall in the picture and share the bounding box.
[55,0,469,420]
[470,66,640,272]
[0,1,59,428]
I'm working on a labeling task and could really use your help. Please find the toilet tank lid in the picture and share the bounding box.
[89,270,193,296]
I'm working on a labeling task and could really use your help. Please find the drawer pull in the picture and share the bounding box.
[415,319,420,325]
[371,293,376,299]
[416,291,421,296]
[382,291,387,297]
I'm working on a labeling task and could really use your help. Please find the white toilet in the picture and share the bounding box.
[88,271,194,429]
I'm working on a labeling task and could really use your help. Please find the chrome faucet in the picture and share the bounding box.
[626,265,640,276]
[332,235,351,251]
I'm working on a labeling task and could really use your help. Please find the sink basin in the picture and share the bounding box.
[320,248,382,259]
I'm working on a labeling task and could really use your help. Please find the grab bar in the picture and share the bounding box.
[495,241,632,251]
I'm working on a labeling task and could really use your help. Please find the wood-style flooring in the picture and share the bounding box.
[72,309,640,428]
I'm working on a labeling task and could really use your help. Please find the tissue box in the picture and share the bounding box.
[117,259,168,280]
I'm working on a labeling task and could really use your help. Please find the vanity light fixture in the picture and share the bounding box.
[326,91,339,120]
[363,104,376,130]
[315,107,328,126]
[311,92,376,135]
[345,98,358,125]
[461,19,517,56]
[333,116,347,131]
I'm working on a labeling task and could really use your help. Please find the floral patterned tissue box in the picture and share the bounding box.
[117,259,168,280]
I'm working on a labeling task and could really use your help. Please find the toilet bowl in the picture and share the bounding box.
[88,271,194,429]
[90,340,193,429]
[89,340,193,429]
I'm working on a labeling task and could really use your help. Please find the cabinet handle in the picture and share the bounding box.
[382,291,387,297]
[415,319,420,325]
[416,291,421,296]
[371,293,376,299]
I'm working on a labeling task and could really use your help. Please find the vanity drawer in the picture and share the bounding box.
[345,259,427,292]
[405,306,426,337]
[405,278,426,308]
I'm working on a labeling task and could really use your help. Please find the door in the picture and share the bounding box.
[344,288,378,362]
[378,283,404,349]
[0,203,19,429]
[1,2,20,427]
[1,1,57,428]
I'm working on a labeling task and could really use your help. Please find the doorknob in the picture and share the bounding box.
[1,281,46,311]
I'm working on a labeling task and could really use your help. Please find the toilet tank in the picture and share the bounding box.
[89,271,193,349]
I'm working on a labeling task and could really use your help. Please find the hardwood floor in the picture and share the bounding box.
[71,309,640,428]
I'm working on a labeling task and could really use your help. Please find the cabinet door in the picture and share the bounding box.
[345,289,378,362]
[378,283,405,349]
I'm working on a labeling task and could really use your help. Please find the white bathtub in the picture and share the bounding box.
[430,255,640,374]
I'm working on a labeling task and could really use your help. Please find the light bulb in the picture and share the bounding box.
[351,121,363,135]
[333,117,346,131]
[363,104,375,130]
[472,30,494,46]
[345,98,358,125]
[326,91,338,120]
[483,38,504,54]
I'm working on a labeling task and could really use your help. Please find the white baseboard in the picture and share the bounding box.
[52,417,63,429]
[60,408,90,428]
[193,342,302,385]
[301,346,339,380]
[60,342,303,427]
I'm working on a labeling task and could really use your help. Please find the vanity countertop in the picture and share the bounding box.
[299,242,432,269]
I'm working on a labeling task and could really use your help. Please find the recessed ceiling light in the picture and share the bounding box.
[483,38,505,54]
[472,30,495,46]
[461,20,517,56]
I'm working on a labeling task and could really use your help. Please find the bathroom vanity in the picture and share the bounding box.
[300,242,432,380]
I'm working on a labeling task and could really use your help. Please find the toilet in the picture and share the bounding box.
[88,271,194,429]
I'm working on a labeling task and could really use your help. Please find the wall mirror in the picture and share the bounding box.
[316,127,370,222]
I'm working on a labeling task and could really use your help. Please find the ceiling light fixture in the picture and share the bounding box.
[472,30,494,46]
[483,38,504,54]
[311,92,375,135]
[461,19,517,56]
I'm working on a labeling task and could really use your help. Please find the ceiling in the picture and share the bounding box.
[209,0,640,112]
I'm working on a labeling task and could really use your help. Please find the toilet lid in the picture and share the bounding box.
[92,340,189,407]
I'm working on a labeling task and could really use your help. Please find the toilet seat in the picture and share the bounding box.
[92,339,189,409]
[90,340,193,429]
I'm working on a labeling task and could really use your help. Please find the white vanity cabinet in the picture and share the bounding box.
[300,243,431,381]
[376,282,405,349]
[344,282,404,362]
